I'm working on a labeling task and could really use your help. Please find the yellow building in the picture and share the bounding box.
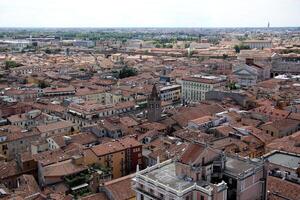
[83,137,142,179]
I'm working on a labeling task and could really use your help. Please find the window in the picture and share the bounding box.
[201,196,204,200]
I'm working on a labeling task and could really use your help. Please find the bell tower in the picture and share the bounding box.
[147,84,161,122]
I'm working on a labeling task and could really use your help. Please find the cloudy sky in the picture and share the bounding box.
[0,0,299,27]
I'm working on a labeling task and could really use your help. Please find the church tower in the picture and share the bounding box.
[147,84,161,122]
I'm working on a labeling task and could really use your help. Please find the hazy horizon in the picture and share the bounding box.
[0,0,300,28]
[0,26,300,29]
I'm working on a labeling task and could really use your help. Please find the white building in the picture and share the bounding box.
[0,39,31,50]
[243,40,272,49]
[132,143,267,200]
[182,75,226,102]
[233,58,271,87]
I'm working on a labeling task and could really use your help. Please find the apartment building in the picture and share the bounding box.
[260,119,300,138]
[132,143,267,200]
[187,115,227,131]
[159,84,181,102]
[10,65,42,75]
[92,118,124,138]
[5,88,40,102]
[86,137,142,179]
[36,120,76,137]
[182,75,226,102]
[271,53,300,77]
[42,86,75,98]
[75,87,106,103]
[7,109,59,129]
[66,101,136,127]
[0,129,40,161]
[264,150,300,184]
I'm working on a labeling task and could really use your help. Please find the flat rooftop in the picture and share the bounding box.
[224,157,260,177]
[266,152,300,170]
[144,162,194,191]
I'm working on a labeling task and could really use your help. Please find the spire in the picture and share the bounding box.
[147,83,161,122]
[150,83,160,100]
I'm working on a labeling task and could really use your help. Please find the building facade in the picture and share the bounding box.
[160,85,181,102]
[147,84,162,122]
[182,75,226,102]
[87,137,143,179]
[132,143,267,200]
[243,40,272,49]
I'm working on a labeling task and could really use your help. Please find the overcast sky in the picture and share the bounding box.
[0,0,299,27]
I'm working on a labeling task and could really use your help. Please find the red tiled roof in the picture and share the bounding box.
[103,174,136,200]
[0,160,19,179]
[267,176,300,200]
[37,121,74,133]
[180,143,205,164]
[81,193,108,200]
[43,159,87,177]
[266,131,300,154]
[91,137,141,157]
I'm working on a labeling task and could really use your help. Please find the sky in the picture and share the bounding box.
[0,0,299,28]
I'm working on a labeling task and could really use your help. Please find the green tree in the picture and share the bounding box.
[45,48,51,54]
[234,44,250,53]
[226,82,238,90]
[234,45,240,53]
[118,67,137,79]
[240,44,250,50]
[4,60,22,69]
[38,80,49,89]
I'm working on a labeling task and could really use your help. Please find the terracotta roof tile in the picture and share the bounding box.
[267,176,300,200]
[103,174,135,200]
[91,137,141,157]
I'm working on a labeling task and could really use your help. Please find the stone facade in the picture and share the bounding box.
[147,84,162,122]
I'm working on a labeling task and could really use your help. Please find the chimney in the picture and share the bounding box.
[245,58,254,65]
[72,155,84,165]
